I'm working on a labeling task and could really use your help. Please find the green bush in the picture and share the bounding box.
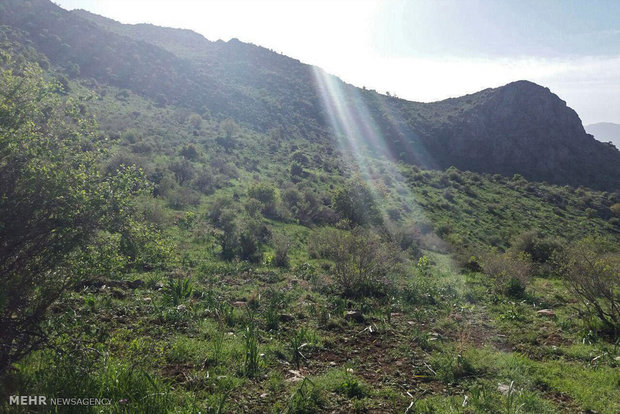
[272,233,291,268]
[311,227,400,297]
[333,179,382,226]
[482,251,532,298]
[0,57,160,372]
[554,237,620,334]
[248,182,279,218]
[511,230,562,264]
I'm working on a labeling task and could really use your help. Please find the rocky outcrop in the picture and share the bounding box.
[411,81,620,190]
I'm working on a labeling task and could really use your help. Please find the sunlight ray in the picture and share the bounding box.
[312,66,450,259]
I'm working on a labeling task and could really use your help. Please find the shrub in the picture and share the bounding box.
[402,277,439,306]
[482,251,532,298]
[383,221,422,256]
[217,209,239,261]
[272,233,291,268]
[585,208,597,219]
[179,143,200,160]
[333,179,382,226]
[0,57,160,372]
[463,255,483,273]
[188,113,203,129]
[220,118,238,139]
[292,190,335,226]
[169,158,195,185]
[166,187,200,209]
[244,198,263,218]
[209,195,236,226]
[239,227,262,263]
[313,227,400,297]
[248,182,279,218]
[554,237,620,333]
[290,162,305,178]
[137,196,169,226]
[511,230,562,264]
[105,152,146,176]
[307,227,341,259]
[192,168,215,195]
[215,213,265,263]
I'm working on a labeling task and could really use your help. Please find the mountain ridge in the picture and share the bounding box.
[1,0,619,190]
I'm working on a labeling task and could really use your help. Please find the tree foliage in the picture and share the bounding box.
[0,55,166,371]
[554,237,620,334]
[334,179,382,227]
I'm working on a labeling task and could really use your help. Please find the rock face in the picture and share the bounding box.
[411,81,620,190]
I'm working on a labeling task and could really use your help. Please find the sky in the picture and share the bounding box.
[54,0,620,125]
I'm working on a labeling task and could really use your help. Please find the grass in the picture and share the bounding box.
[4,258,619,413]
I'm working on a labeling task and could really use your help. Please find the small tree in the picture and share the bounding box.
[239,227,262,263]
[247,182,279,218]
[555,237,620,334]
[0,56,162,372]
[179,143,200,161]
[217,209,239,261]
[217,118,238,150]
[188,113,203,130]
[333,179,382,226]
[511,230,561,264]
[169,158,195,185]
[220,118,238,139]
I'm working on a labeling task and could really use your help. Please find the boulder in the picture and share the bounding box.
[345,310,365,323]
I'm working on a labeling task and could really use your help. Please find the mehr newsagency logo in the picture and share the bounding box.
[9,395,112,406]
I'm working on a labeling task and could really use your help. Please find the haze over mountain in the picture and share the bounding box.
[585,122,620,149]
[1,0,619,190]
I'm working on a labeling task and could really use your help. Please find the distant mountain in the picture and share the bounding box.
[585,122,620,149]
[2,0,619,190]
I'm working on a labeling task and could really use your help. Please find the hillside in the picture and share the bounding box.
[586,122,620,149]
[0,0,619,190]
[1,1,620,413]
